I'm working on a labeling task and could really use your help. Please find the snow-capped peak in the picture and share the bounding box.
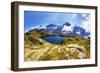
[62,25,73,34]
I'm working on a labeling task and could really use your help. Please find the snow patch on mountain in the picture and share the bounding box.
[62,25,73,34]
[26,21,91,38]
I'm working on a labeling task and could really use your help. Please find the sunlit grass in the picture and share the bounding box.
[24,31,90,61]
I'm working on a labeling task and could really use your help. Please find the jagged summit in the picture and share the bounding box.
[27,22,90,38]
[63,22,71,26]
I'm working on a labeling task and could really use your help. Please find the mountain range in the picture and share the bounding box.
[24,22,90,61]
[28,22,90,38]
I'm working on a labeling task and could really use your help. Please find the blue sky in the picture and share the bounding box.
[24,11,90,32]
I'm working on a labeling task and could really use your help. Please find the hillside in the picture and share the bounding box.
[24,30,90,61]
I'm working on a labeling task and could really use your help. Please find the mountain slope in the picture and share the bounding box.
[24,29,90,61]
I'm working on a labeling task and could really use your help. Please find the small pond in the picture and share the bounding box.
[43,36,64,44]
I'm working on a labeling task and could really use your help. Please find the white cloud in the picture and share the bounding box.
[80,14,91,33]
[81,20,91,32]
[71,14,77,18]
[82,14,90,20]
[25,25,46,32]
[81,14,87,17]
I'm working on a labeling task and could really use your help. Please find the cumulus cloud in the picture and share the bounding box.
[71,13,91,34]
[80,14,91,33]
[71,14,77,18]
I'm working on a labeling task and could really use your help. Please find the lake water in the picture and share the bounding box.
[43,36,64,44]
